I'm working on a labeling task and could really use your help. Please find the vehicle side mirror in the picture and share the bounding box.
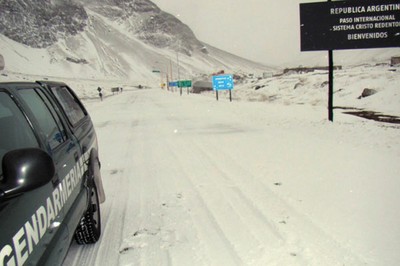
[0,148,55,199]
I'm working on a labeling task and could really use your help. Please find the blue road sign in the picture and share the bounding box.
[169,81,178,87]
[212,75,234,90]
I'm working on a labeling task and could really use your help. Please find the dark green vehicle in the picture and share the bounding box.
[0,81,105,266]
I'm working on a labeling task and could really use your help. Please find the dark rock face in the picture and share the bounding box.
[0,0,88,48]
[66,57,88,64]
[138,12,203,56]
[0,0,206,56]
[84,0,205,56]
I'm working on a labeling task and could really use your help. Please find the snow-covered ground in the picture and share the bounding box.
[213,64,400,117]
[49,65,399,266]
[1,31,399,265]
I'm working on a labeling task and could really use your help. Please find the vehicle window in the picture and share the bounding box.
[51,86,86,126]
[0,91,39,176]
[18,88,67,150]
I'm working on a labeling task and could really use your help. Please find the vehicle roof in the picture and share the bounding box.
[0,81,39,85]
[36,80,68,86]
[0,81,67,86]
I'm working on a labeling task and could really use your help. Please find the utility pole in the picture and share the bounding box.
[176,51,180,81]
[170,58,173,81]
[176,42,181,95]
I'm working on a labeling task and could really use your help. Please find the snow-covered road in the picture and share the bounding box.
[63,88,400,266]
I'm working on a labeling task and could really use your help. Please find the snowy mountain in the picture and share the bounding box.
[0,0,87,48]
[0,0,272,83]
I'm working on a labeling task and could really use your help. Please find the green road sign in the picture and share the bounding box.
[178,80,192,87]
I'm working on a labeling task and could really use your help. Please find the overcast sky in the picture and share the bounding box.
[151,0,325,67]
[151,0,400,67]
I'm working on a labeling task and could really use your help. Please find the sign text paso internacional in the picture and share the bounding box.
[300,0,400,51]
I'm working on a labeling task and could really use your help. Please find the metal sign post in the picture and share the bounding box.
[177,80,192,96]
[328,0,334,122]
[212,74,234,102]
[328,50,334,122]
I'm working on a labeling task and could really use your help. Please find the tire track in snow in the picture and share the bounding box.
[170,139,286,264]
[97,168,130,265]
[165,141,244,266]
[184,139,305,264]
[130,131,213,265]
[122,140,173,266]
[95,94,138,265]
[191,134,368,265]
[116,91,184,266]
[192,140,284,240]
[64,93,139,266]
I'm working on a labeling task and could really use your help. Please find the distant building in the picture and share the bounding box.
[263,72,273,78]
[391,56,400,66]
[283,66,342,74]
[192,80,213,93]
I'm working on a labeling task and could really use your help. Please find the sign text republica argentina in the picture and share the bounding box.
[300,1,400,51]
[330,4,400,15]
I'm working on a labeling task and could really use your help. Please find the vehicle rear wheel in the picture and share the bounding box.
[74,184,101,244]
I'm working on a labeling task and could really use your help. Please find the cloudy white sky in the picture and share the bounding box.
[151,0,400,67]
[151,0,328,66]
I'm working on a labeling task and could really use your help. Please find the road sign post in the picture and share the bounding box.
[328,0,333,122]
[177,80,192,96]
[212,74,234,102]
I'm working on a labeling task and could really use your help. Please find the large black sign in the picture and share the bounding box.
[300,0,400,51]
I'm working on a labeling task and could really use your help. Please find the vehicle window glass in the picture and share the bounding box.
[51,86,86,126]
[18,88,67,150]
[0,91,39,176]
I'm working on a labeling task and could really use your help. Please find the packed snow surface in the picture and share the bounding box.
[1,60,399,265]
[54,75,400,265]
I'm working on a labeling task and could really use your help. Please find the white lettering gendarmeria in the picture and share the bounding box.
[0,150,89,266]
[24,214,39,254]
[0,245,14,266]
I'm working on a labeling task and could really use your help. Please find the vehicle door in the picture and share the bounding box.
[0,86,68,266]
[14,84,83,265]
[43,83,96,232]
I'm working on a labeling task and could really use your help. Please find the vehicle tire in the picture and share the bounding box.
[74,183,101,244]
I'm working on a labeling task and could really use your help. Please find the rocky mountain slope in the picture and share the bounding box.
[0,0,271,82]
[0,0,87,48]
